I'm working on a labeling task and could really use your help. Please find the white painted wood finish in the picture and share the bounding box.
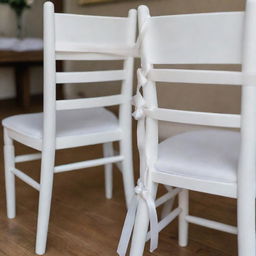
[15,153,42,163]
[56,70,125,84]
[149,69,244,85]
[155,187,181,208]
[129,3,256,256]
[146,207,182,242]
[11,168,40,191]
[103,142,114,199]
[56,95,124,111]
[3,129,16,219]
[147,12,244,64]
[145,108,241,128]
[54,155,124,173]
[2,2,136,255]
[185,215,237,235]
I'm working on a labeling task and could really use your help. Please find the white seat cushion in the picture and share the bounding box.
[155,129,240,183]
[2,107,119,139]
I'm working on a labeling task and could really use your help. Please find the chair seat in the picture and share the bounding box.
[155,129,240,183]
[2,107,119,140]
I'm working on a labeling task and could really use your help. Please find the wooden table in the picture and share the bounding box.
[0,1,63,109]
[0,50,43,109]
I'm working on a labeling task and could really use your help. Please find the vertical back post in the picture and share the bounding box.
[138,6,158,188]
[43,1,56,147]
[119,9,137,206]
[35,2,56,254]
[119,9,137,136]
[238,0,256,255]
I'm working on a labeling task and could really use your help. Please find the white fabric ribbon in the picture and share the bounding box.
[117,62,159,255]
[117,180,159,256]
[133,68,150,178]
[132,69,148,120]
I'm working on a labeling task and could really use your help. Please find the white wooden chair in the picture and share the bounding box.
[118,3,256,256]
[2,2,137,255]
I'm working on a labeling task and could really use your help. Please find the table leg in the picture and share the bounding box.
[15,64,30,109]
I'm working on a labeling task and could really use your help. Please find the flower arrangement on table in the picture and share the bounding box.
[0,0,34,38]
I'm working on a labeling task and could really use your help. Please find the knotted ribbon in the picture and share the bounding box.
[117,180,159,256]
[117,65,159,255]
[132,69,148,120]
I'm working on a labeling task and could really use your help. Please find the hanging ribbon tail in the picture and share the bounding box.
[143,191,159,252]
[117,195,139,256]
[117,16,158,255]
[117,181,159,256]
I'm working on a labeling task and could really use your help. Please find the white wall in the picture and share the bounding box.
[0,2,43,100]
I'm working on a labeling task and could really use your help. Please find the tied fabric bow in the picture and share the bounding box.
[117,67,159,256]
[132,68,148,120]
[117,180,159,256]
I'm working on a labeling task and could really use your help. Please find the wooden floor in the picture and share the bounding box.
[0,98,237,256]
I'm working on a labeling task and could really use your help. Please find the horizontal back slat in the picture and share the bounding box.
[146,108,241,128]
[149,69,243,85]
[56,52,128,61]
[56,95,125,111]
[55,13,133,60]
[146,12,244,64]
[56,70,125,84]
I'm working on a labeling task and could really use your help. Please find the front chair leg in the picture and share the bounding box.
[35,150,55,255]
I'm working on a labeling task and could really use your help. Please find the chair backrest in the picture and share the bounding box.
[137,3,256,188]
[43,2,137,148]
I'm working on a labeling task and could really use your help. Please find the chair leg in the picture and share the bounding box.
[237,195,256,256]
[120,139,135,207]
[35,150,55,255]
[178,189,189,247]
[129,200,149,256]
[129,182,158,256]
[4,129,16,219]
[103,142,114,199]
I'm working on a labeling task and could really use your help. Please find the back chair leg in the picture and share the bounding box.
[120,139,134,207]
[129,200,149,256]
[103,142,114,199]
[129,182,158,256]
[4,129,16,219]
[237,194,256,256]
[35,150,55,255]
[178,189,189,247]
